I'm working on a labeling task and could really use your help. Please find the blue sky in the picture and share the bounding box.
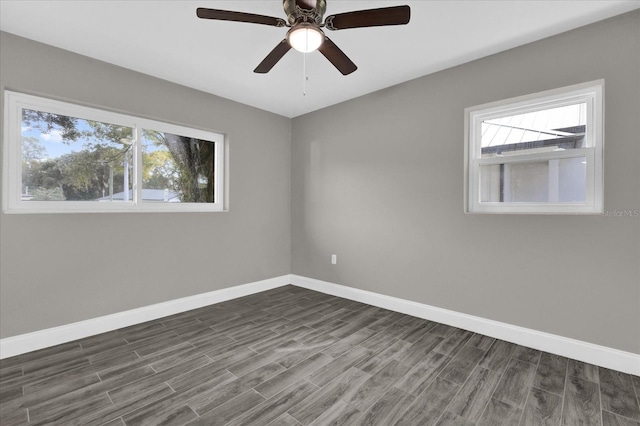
[21,117,164,160]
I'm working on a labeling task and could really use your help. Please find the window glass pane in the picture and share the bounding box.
[21,109,134,202]
[141,130,216,203]
[480,156,586,203]
[481,103,587,158]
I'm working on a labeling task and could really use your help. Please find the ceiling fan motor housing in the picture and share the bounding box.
[283,0,326,25]
[196,1,410,75]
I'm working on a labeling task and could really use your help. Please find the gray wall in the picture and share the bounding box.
[291,11,640,354]
[0,32,292,338]
[2,11,639,355]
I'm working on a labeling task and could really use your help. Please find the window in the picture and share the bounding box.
[3,91,225,213]
[465,81,603,214]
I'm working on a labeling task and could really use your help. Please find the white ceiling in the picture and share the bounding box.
[1,1,639,117]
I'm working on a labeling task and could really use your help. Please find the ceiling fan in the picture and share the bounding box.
[196,1,411,75]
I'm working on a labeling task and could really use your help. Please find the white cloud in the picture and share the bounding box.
[40,129,63,142]
[21,126,31,132]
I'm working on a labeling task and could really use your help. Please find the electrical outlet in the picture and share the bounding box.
[331,254,337,265]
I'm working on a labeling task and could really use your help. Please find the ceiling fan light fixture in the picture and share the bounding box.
[287,23,324,53]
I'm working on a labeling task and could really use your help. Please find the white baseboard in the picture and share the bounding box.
[0,275,292,359]
[3,273,638,376]
[290,274,640,376]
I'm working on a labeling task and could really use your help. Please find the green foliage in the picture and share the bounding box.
[23,148,128,201]
[32,187,66,201]
[22,136,46,161]
[23,113,215,203]
[143,130,215,203]
[22,109,82,141]
[143,149,176,190]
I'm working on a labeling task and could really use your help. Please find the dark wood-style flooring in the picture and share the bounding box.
[1,285,639,426]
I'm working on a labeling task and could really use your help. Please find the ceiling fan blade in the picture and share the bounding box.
[254,40,292,73]
[324,5,410,30]
[318,37,357,75]
[196,8,287,27]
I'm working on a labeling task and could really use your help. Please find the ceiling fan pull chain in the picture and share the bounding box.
[303,50,307,96]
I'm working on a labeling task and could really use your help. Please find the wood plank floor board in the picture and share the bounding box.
[76,336,130,360]
[492,358,538,408]
[568,359,600,383]
[119,322,176,344]
[478,339,517,373]
[428,323,457,337]
[394,377,460,426]
[103,418,127,426]
[189,362,285,415]
[29,392,113,426]
[437,412,476,426]
[602,411,640,426]
[366,311,406,333]
[394,350,451,396]
[321,327,378,358]
[121,370,237,426]
[358,328,397,353]
[148,345,205,373]
[631,375,640,406]
[253,352,333,399]
[355,339,412,375]
[23,349,139,397]
[297,321,344,347]
[226,380,319,426]
[433,329,474,357]
[562,376,601,426]
[0,404,28,426]
[519,387,562,426]
[395,332,444,366]
[467,334,497,352]
[16,372,101,409]
[269,413,304,426]
[20,350,90,376]
[249,326,313,354]
[477,398,524,426]
[438,345,486,385]
[108,357,209,404]
[71,384,175,426]
[286,382,349,424]
[33,365,157,415]
[226,340,301,377]
[447,366,502,422]
[599,368,640,421]
[132,335,188,359]
[299,308,350,330]
[277,345,331,370]
[513,346,542,365]
[305,399,361,426]
[0,365,23,384]
[1,342,83,371]
[329,316,379,339]
[165,353,246,392]
[352,386,415,425]
[97,342,194,381]
[533,352,568,396]
[307,346,372,387]
[185,389,266,426]
[83,334,164,363]
[395,320,436,343]
[0,383,23,406]
[342,359,413,412]
[288,367,370,424]
[0,286,636,426]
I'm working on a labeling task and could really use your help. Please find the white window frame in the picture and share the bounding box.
[464,80,604,214]
[3,91,225,213]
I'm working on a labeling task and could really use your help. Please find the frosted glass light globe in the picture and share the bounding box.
[287,24,324,53]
